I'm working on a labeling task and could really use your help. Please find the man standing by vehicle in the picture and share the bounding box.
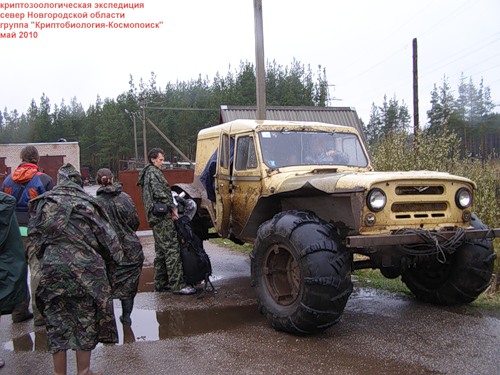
[137,147,196,295]
[1,145,54,325]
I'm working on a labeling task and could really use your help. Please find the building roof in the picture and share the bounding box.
[219,105,367,145]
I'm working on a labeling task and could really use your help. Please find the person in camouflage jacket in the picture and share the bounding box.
[28,163,124,375]
[137,147,196,295]
[95,168,144,325]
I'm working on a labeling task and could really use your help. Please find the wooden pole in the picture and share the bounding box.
[412,38,419,156]
[141,98,148,163]
[254,0,266,120]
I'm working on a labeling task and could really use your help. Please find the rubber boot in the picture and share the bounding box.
[120,299,134,325]
[12,299,33,323]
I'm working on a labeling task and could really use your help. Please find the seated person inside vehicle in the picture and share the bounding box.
[305,135,349,164]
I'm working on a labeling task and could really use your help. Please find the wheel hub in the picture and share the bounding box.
[263,244,301,306]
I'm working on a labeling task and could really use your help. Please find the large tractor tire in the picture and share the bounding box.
[402,214,496,305]
[250,210,352,334]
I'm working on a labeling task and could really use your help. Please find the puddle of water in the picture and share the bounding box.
[3,304,261,352]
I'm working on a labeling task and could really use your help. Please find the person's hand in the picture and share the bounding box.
[325,149,335,157]
[171,207,179,221]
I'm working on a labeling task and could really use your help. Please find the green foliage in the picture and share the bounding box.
[364,95,410,144]
[427,74,499,158]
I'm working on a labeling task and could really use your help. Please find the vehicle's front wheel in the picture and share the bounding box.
[250,210,353,334]
[402,214,496,305]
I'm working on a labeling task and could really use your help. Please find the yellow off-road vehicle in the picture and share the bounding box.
[174,119,498,334]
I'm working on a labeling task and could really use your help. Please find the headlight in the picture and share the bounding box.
[366,188,386,212]
[455,188,472,209]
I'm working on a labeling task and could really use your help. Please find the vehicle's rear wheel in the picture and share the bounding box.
[402,214,496,305]
[250,210,353,334]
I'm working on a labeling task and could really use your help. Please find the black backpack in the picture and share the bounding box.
[175,215,214,293]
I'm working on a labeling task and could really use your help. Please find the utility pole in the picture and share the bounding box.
[124,109,138,160]
[132,112,138,160]
[413,38,419,156]
[254,0,266,120]
[140,97,148,164]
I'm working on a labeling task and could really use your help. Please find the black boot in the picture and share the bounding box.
[120,299,134,325]
[12,300,33,323]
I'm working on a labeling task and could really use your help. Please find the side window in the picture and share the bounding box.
[220,133,230,169]
[235,136,257,170]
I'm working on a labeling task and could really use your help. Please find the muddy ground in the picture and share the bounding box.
[1,233,499,375]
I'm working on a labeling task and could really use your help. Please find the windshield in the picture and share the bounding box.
[258,130,369,168]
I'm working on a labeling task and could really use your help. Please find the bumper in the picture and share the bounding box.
[345,228,500,248]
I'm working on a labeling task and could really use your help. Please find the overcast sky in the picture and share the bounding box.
[1,0,499,125]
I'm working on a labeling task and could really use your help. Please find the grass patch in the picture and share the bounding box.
[471,291,500,310]
[209,237,253,253]
[353,268,500,311]
[353,269,411,295]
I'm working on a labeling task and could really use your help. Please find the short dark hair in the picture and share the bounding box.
[20,145,39,164]
[96,168,114,186]
[148,147,165,163]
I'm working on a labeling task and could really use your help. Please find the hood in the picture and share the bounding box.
[29,183,99,237]
[272,170,475,195]
[57,163,83,187]
[137,164,153,187]
[12,163,38,184]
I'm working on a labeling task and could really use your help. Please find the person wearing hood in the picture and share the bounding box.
[95,168,144,325]
[28,163,124,375]
[137,147,196,295]
[0,191,29,369]
[1,145,54,325]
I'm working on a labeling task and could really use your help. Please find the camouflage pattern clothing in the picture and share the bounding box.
[28,167,123,354]
[95,182,144,299]
[137,164,186,292]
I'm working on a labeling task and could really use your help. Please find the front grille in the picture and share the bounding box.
[395,186,444,195]
[392,202,447,212]
[391,202,448,219]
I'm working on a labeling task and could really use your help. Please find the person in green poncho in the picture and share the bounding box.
[95,168,144,325]
[29,163,124,375]
[0,191,29,369]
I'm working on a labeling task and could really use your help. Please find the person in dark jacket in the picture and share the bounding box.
[0,191,29,369]
[137,147,196,295]
[95,168,144,325]
[29,163,123,375]
[1,145,54,325]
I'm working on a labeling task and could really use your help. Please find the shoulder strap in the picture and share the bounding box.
[14,183,26,202]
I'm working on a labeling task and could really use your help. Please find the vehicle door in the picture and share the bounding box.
[231,133,261,236]
[215,131,232,237]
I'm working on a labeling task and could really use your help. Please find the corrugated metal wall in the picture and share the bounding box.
[119,169,194,231]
